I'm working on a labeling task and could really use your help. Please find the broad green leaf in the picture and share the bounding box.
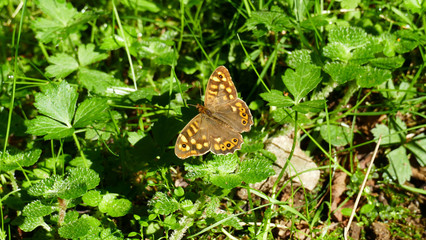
[19,216,50,232]
[403,0,425,14]
[293,100,325,113]
[282,64,322,103]
[67,167,100,190]
[208,154,239,175]
[395,30,420,54]
[22,200,56,217]
[34,81,78,126]
[320,124,352,147]
[105,199,132,217]
[360,204,375,215]
[121,0,161,12]
[323,42,351,61]
[26,116,74,140]
[350,41,383,65]
[78,44,108,67]
[356,66,391,88]
[324,62,361,84]
[35,0,77,25]
[287,49,313,69]
[45,53,79,78]
[28,175,66,198]
[58,217,91,239]
[405,133,426,166]
[259,89,294,107]
[209,212,243,229]
[82,190,102,207]
[369,56,405,69]
[246,9,293,33]
[133,40,177,66]
[73,98,109,128]
[148,192,179,215]
[328,26,368,48]
[371,120,405,145]
[210,174,242,189]
[0,149,42,172]
[78,68,129,96]
[340,0,361,8]
[238,158,275,184]
[387,146,411,184]
[129,87,159,102]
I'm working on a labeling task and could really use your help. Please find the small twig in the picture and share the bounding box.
[344,136,382,239]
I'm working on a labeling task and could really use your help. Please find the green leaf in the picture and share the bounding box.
[328,26,369,48]
[34,81,78,127]
[78,44,109,67]
[148,192,179,215]
[350,41,383,65]
[45,53,79,78]
[99,194,132,217]
[259,89,294,107]
[405,133,426,167]
[78,68,129,96]
[246,9,293,33]
[360,204,375,215]
[287,49,313,69]
[387,146,411,184]
[0,149,42,172]
[67,167,100,190]
[369,56,405,69]
[22,200,56,217]
[28,175,65,197]
[82,190,102,207]
[210,174,242,189]
[320,124,352,147]
[35,0,77,26]
[19,216,50,232]
[133,40,177,66]
[73,98,109,128]
[121,0,161,12]
[238,158,275,184]
[356,66,392,88]
[282,64,322,103]
[371,118,406,145]
[58,217,91,239]
[129,87,159,102]
[293,100,325,113]
[324,62,361,84]
[340,0,361,8]
[395,30,420,54]
[323,42,352,61]
[26,116,74,140]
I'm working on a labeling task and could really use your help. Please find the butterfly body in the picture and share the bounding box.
[175,66,253,159]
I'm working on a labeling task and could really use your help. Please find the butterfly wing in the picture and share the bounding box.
[204,66,238,107]
[175,114,211,159]
[212,98,253,133]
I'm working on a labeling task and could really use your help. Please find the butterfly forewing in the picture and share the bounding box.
[204,66,238,108]
[212,98,253,133]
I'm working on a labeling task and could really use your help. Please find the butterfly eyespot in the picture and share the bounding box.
[232,138,238,143]
[220,144,226,150]
[242,113,246,117]
[219,74,223,79]
[239,107,245,112]
[242,119,247,125]
[181,144,186,148]
[226,143,231,147]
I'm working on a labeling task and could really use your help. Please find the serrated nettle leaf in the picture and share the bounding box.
[271,108,294,124]
[31,18,66,44]
[78,68,129,96]
[58,182,88,200]
[133,40,177,66]
[129,87,159,102]
[323,42,352,61]
[78,44,108,67]
[183,162,210,179]
[45,53,79,78]
[259,90,294,107]
[324,62,361,84]
[148,192,180,216]
[350,41,383,65]
[210,174,242,189]
[34,81,78,127]
[287,49,313,69]
[356,66,391,88]
[26,116,75,140]
[23,200,56,217]
[369,56,405,69]
[67,167,100,190]
[293,100,325,113]
[58,217,91,239]
[238,158,275,184]
[208,154,239,174]
[19,216,50,232]
[0,148,41,172]
[328,26,369,48]
[282,64,322,103]
[387,146,411,185]
[73,98,109,128]
[106,199,132,217]
[63,211,80,224]
[28,175,67,198]
[82,190,102,207]
[395,30,421,54]
[320,124,352,147]
[246,9,293,33]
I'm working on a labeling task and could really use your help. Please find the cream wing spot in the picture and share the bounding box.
[229,94,235,100]
[203,142,209,147]
[219,84,225,89]
[214,137,222,143]
[225,87,232,93]
[196,143,203,149]
[181,135,188,143]
[190,139,196,144]
[212,76,221,82]
[214,144,220,150]
[231,106,237,112]
[223,95,228,100]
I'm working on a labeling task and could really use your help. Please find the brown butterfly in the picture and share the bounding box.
[175,66,253,159]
